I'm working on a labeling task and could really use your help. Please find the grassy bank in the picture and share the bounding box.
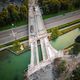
[0,20,27,31]
[48,24,80,38]
[43,10,68,19]
[0,20,80,50]
[43,8,80,20]
[58,19,80,29]
[0,36,28,49]
[60,24,80,35]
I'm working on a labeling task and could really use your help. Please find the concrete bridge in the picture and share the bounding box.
[26,0,64,79]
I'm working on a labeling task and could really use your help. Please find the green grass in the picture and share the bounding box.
[60,24,80,35]
[0,20,27,31]
[43,11,66,19]
[42,8,79,20]
[8,44,29,55]
[47,23,80,36]
[15,20,27,27]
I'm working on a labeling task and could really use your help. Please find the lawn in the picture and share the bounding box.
[42,8,79,20]
[43,11,66,20]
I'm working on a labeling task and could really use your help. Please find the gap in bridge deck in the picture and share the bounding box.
[34,44,37,65]
[38,45,43,62]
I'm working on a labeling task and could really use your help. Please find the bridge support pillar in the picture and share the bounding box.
[31,43,34,67]
[35,41,39,65]
[40,39,46,61]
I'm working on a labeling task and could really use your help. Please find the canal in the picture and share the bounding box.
[0,28,80,80]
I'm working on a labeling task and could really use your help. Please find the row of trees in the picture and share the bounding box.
[1,0,80,28]
[38,0,80,15]
[0,0,28,27]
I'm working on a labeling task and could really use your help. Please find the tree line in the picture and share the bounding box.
[38,0,80,15]
[0,0,28,27]
[0,0,80,28]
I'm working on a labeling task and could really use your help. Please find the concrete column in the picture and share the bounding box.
[31,43,34,67]
[35,41,39,65]
[44,37,51,59]
[40,39,46,61]
[47,42,58,58]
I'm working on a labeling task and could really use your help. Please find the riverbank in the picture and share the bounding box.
[60,24,80,35]
[0,36,28,49]
[50,28,80,50]
[0,23,80,51]
[0,20,27,31]
[0,9,80,31]
[43,8,80,20]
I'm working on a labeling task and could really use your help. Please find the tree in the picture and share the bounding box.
[20,4,28,20]
[2,8,9,24]
[0,8,8,26]
[59,0,70,10]
[72,35,80,56]
[38,0,80,15]
[42,0,50,14]
[51,27,59,40]
[7,4,19,23]
[71,0,80,9]
[23,0,28,7]
[58,60,67,74]
[0,0,28,30]
[49,0,61,13]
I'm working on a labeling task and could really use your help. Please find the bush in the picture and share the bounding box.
[13,40,21,51]
[57,60,67,74]
[51,27,59,40]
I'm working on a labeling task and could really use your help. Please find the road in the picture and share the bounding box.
[0,9,80,45]
[0,25,28,45]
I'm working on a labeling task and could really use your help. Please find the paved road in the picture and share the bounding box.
[0,25,28,45]
[0,10,80,45]
[44,9,80,29]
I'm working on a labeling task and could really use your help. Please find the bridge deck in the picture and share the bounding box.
[28,2,63,76]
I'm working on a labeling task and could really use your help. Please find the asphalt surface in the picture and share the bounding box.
[0,9,80,45]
